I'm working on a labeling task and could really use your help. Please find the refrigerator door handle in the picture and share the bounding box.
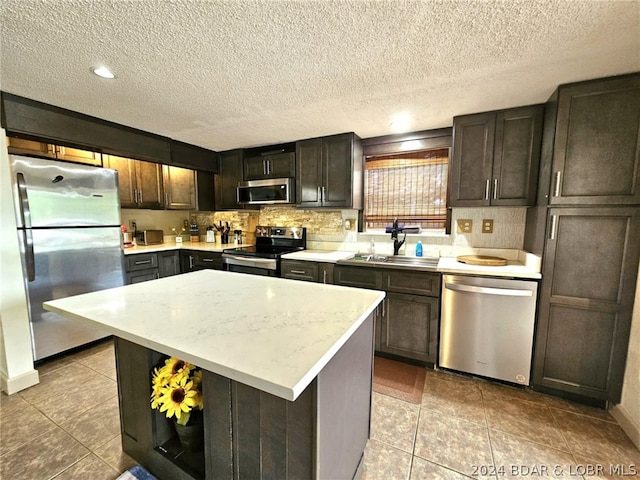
[22,229,36,281]
[16,172,32,228]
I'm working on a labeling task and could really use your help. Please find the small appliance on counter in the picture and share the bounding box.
[136,229,164,245]
[121,225,134,248]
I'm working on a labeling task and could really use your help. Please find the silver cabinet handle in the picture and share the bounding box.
[445,282,533,297]
[290,269,307,274]
[202,258,214,262]
[165,192,169,206]
[133,188,138,204]
[263,160,267,176]
[549,215,558,240]
[553,171,562,197]
[317,186,321,201]
[134,259,152,265]
[321,186,326,202]
[189,255,194,269]
[485,179,490,200]
[266,159,271,175]
[493,179,498,200]
[323,270,327,284]
[138,189,143,204]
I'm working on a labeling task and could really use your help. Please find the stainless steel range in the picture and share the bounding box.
[222,226,306,277]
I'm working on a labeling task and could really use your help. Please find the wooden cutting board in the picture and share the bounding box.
[456,255,508,266]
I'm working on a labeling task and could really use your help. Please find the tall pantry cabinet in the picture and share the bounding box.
[527,73,640,404]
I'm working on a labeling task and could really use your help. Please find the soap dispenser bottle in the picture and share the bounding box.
[415,241,423,257]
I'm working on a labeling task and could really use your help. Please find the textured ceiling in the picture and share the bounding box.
[1,0,639,152]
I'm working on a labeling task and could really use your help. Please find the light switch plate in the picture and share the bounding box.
[456,219,472,233]
[482,219,494,233]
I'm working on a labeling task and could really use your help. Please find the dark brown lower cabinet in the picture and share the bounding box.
[125,251,180,284]
[180,250,223,272]
[115,312,375,480]
[532,207,640,403]
[333,265,440,364]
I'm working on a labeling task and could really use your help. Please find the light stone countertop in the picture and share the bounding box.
[43,270,385,401]
[123,242,253,255]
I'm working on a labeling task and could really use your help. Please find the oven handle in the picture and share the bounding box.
[445,282,533,297]
[223,255,275,264]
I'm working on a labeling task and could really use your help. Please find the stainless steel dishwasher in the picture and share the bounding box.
[439,274,538,385]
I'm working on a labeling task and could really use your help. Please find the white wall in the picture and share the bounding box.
[610,261,640,449]
[0,131,40,394]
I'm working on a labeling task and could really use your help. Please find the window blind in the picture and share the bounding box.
[364,148,449,230]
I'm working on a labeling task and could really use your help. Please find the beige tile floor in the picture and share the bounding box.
[1,339,638,480]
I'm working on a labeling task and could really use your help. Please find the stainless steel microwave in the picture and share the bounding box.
[237,178,295,205]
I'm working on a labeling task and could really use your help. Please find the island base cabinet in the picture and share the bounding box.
[115,312,375,480]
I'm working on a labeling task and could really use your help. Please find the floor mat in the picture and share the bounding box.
[372,356,426,404]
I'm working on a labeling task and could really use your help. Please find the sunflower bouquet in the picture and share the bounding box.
[150,357,203,426]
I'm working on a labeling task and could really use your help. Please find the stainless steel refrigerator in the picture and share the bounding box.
[9,155,125,361]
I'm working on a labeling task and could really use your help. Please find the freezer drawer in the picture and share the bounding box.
[439,275,538,385]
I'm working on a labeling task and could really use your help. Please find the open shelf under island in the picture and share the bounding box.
[44,270,385,480]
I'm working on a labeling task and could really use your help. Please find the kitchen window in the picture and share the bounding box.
[364,148,449,231]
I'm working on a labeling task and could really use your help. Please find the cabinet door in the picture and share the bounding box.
[281,260,319,282]
[193,251,223,270]
[216,150,244,210]
[532,207,640,402]
[135,160,164,209]
[267,152,295,178]
[243,156,268,180]
[126,268,159,284]
[382,270,440,296]
[6,137,56,159]
[163,165,196,210]
[55,146,102,166]
[450,112,495,206]
[103,155,137,208]
[157,251,180,277]
[550,74,640,205]
[319,263,334,285]
[322,133,353,207]
[333,265,382,289]
[380,293,439,363]
[492,105,543,206]
[180,250,196,273]
[296,139,323,206]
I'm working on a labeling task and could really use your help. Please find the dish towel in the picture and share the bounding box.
[116,466,158,480]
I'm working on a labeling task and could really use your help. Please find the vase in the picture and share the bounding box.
[174,416,204,452]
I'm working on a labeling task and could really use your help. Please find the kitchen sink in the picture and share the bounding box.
[338,253,440,271]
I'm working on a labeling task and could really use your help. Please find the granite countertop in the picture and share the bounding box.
[123,242,253,255]
[43,270,385,401]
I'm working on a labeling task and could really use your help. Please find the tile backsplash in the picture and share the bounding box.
[120,206,527,252]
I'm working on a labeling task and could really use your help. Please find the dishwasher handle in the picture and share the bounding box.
[445,282,533,297]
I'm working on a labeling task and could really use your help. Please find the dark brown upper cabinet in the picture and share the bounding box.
[215,149,247,210]
[450,104,543,207]
[243,143,296,180]
[170,140,218,173]
[103,154,164,209]
[296,132,363,208]
[541,73,640,206]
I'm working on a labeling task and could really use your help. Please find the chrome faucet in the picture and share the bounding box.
[391,218,406,255]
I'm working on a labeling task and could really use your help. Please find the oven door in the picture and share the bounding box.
[222,254,279,277]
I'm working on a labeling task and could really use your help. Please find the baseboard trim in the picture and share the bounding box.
[1,368,39,395]
[609,403,640,450]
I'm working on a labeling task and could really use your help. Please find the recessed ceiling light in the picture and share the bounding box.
[390,115,411,132]
[92,66,115,79]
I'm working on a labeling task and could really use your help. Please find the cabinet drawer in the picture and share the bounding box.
[125,253,159,272]
[281,260,318,282]
[382,270,441,297]
[193,251,223,270]
[334,265,382,289]
[126,268,159,284]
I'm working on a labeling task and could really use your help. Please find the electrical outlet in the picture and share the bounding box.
[456,219,472,233]
[344,219,353,230]
[129,220,137,231]
[482,219,494,233]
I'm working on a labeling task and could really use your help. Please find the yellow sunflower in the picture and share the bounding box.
[158,375,199,425]
[161,357,193,381]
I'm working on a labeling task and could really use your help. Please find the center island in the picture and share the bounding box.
[43,269,385,480]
